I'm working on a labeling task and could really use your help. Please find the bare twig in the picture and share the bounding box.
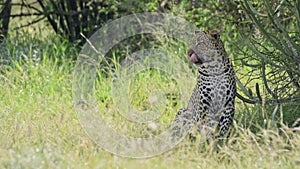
[13,16,46,30]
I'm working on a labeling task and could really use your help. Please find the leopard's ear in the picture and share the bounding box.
[209,30,221,40]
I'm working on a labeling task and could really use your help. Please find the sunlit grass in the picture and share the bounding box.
[0,35,299,169]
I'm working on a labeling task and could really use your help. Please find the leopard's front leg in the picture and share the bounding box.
[217,106,235,138]
[171,108,195,139]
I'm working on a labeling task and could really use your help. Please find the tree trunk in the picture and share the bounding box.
[0,0,12,42]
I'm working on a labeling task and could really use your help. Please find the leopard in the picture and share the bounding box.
[172,29,236,140]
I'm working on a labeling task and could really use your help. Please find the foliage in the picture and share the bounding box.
[0,30,77,66]
[233,0,300,105]
[0,0,164,44]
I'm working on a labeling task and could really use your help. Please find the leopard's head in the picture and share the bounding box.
[187,30,227,74]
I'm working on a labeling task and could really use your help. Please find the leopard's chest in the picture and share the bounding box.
[187,72,234,116]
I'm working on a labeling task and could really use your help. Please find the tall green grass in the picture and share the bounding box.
[0,34,299,169]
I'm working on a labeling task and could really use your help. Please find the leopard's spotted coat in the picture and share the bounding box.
[174,30,236,139]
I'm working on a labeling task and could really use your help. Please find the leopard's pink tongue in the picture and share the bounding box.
[189,53,198,63]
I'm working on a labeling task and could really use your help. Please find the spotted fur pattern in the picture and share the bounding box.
[174,30,236,139]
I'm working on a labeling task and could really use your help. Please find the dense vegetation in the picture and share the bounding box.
[0,0,299,168]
